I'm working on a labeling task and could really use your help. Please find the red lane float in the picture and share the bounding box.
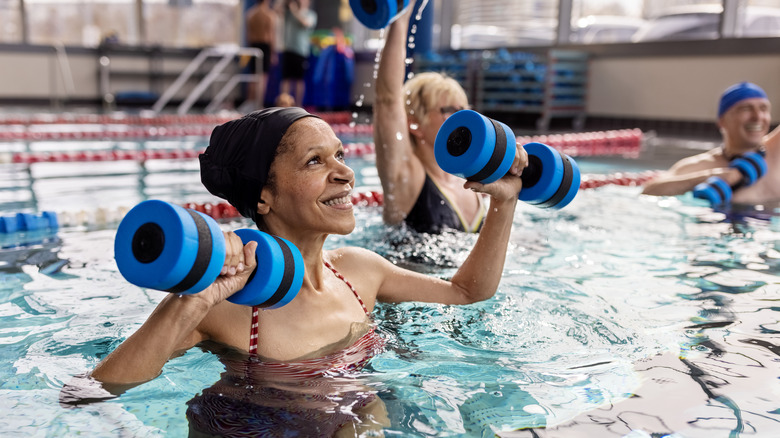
[0,111,355,127]
[3,142,377,164]
[53,172,658,228]
[2,129,643,164]
[517,129,643,158]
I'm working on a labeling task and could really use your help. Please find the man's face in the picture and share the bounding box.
[719,97,772,152]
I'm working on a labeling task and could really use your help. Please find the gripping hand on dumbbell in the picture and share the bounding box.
[115,200,303,309]
[457,128,529,203]
[209,231,258,307]
[692,150,767,206]
[435,110,581,208]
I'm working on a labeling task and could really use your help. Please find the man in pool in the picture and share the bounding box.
[70,107,529,434]
[641,81,780,205]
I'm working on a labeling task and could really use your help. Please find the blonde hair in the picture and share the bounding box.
[402,72,467,125]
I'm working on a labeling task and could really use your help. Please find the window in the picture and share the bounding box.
[451,0,556,49]
[20,0,239,48]
[143,0,240,48]
[25,0,139,46]
[0,0,23,44]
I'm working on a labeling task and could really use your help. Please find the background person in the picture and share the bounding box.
[373,3,492,234]
[243,0,278,111]
[642,81,780,205]
[278,0,317,107]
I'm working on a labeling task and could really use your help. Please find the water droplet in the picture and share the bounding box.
[352,112,358,119]
[396,132,403,140]
[405,57,414,66]
[407,72,415,79]
[410,123,419,130]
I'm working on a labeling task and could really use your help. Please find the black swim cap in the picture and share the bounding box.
[199,107,319,222]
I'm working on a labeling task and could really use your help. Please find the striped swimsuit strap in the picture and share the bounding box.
[249,260,369,354]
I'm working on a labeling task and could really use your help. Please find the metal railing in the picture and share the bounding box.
[151,45,262,115]
[51,43,76,109]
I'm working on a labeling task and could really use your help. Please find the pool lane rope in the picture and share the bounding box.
[0,111,355,126]
[1,129,643,164]
[0,171,659,236]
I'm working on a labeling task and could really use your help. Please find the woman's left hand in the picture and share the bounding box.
[464,141,528,202]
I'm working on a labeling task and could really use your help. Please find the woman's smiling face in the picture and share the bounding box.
[261,117,356,236]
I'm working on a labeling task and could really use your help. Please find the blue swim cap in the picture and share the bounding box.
[718,82,768,118]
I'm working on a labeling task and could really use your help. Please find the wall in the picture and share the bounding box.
[1,40,778,127]
[350,38,780,126]
[587,54,780,123]
[0,45,238,108]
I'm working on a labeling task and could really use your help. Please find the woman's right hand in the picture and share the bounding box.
[201,232,258,308]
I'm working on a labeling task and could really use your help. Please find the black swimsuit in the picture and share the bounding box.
[404,174,486,234]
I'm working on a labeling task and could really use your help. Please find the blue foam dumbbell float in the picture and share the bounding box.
[434,109,580,209]
[693,150,767,206]
[114,200,303,308]
[350,0,410,29]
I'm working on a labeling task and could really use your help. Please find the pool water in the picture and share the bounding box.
[1,137,779,437]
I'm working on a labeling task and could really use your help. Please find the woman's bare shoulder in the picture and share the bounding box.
[326,246,387,267]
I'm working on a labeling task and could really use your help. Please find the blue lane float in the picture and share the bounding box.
[434,109,580,209]
[0,211,58,234]
[349,0,410,29]
[114,200,302,308]
[0,211,60,248]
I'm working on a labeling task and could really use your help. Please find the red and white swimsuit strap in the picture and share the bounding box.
[249,260,368,354]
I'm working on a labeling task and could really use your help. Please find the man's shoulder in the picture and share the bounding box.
[669,148,721,172]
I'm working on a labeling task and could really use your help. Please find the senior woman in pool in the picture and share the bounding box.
[373,2,483,234]
[83,107,527,432]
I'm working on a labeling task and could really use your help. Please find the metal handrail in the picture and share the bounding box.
[151,45,262,115]
[51,43,76,109]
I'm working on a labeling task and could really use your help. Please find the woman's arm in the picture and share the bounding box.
[341,143,527,306]
[373,4,425,224]
[88,235,257,387]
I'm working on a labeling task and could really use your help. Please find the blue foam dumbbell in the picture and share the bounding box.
[434,109,580,209]
[693,150,766,206]
[349,0,410,29]
[693,176,732,206]
[114,200,303,308]
[729,150,767,189]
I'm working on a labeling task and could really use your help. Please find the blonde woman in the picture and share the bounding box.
[373,3,518,233]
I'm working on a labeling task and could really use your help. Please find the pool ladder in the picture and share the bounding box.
[150,45,263,115]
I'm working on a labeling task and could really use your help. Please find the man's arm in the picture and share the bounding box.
[642,152,741,196]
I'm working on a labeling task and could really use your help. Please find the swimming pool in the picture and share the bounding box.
[1,119,778,437]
